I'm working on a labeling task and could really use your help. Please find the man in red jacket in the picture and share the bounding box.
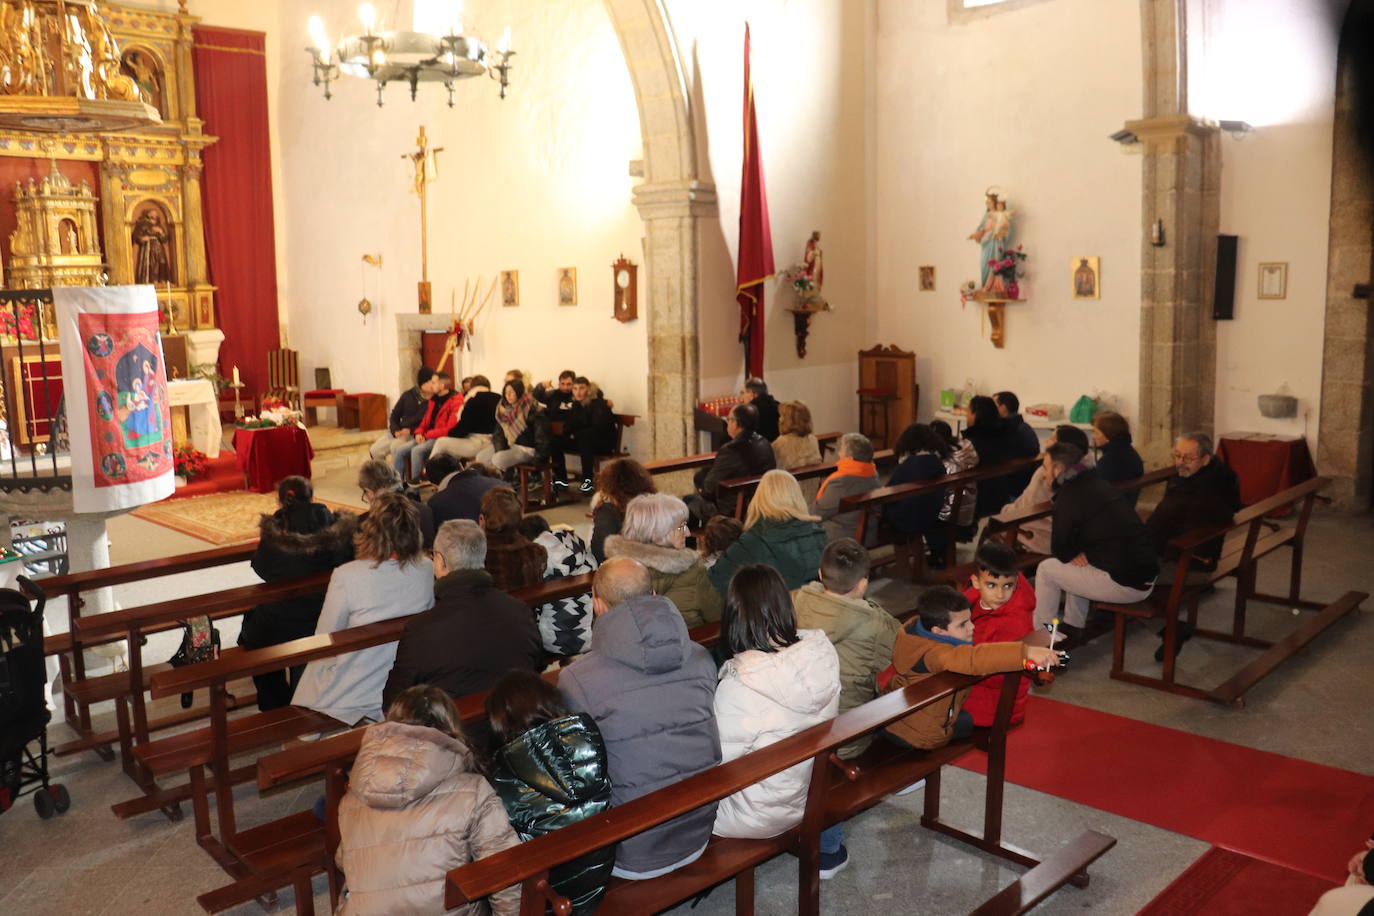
[961,541,1036,727]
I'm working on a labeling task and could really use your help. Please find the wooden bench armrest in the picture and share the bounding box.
[150,618,410,698]
[73,571,334,642]
[35,542,259,600]
[445,672,978,906]
[258,728,367,790]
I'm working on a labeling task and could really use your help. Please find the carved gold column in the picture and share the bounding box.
[175,10,199,122]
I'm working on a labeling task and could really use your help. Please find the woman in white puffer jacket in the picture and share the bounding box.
[712,564,840,840]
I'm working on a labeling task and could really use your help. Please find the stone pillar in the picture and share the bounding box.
[632,180,717,458]
[1316,54,1374,509]
[1128,0,1221,468]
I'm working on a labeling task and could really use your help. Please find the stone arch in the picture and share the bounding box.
[602,0,716,457]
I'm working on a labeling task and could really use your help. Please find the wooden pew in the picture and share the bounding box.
[1091,476,1365,707]
[138,573,597,904]
[642,430,843,481]
[31,541,261,756]
[716,448,899,521]
[68,572,334,799]
[839,455,1042,581]
[444,672,1109,916]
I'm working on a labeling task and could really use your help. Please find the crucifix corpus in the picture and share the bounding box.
[403,125,443,314]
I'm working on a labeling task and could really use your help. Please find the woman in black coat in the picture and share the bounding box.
[961,395,1018,517]
[237,476,357,710]
[1091,411,1146,507]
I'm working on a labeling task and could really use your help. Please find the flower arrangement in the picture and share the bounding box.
[237,397,303,429]
[174,445,208,481]
[0,299,41,341]
[989,244,1028,298]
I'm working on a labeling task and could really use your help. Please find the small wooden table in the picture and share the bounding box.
[338,393,387,431]
[1216,432,1315,509]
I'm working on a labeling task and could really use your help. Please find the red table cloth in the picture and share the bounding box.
[232,425,313,493]
[1216,433,1315,507]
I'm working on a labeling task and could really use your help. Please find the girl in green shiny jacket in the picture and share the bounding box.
[487,670,615,915]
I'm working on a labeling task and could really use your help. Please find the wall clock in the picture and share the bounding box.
[613,255,637,323]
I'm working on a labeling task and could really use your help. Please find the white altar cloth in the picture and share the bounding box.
[167,378,222,458]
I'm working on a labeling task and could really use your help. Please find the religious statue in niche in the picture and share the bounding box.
[132,205,173,284]
[120,48,166,117]
[782,230,831,358]
[968,187,1016,294]
[59,218,78,254]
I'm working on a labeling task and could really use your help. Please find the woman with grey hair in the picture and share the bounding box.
[603,493,722,628]
[356,458,435,548]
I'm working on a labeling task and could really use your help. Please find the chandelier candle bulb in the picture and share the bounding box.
[308,15,330,55]
[358,2,377,35]
[498,27,512,54]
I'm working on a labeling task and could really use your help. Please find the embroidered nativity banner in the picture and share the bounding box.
[55,286,174,512]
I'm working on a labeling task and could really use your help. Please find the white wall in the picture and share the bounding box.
[873,0,1144,424]
[667,0,873,438]
[1197,0,1342,448]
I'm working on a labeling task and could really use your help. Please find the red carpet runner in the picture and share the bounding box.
[1137,847,1335,915]
[954,696,1374,882]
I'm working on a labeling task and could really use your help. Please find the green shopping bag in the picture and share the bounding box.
[1069,395,1098,424]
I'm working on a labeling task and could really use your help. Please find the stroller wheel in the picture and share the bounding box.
[33,786,55,819]
[51,784,70,814]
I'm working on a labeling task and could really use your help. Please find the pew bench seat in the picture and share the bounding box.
[824,734,972,823]
[132,705,343,779]
[196,812,327,915]
[65,662,175,706]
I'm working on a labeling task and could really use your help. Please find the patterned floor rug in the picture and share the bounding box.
[130,491,357,544]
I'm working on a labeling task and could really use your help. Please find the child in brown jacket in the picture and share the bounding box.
[885,586,1061,749]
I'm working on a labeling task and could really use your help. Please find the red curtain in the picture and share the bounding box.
[193,27,279,395]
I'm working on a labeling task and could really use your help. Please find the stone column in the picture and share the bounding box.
[1128,0,1221,468]
[632,180,717,458]
[1316,54,1374,509]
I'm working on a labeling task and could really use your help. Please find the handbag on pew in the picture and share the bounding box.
[167,616,220,710]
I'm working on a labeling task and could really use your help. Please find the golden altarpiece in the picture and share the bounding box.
[1,1,219,335]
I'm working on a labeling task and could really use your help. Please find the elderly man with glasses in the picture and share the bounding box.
[1142,432,1242,660]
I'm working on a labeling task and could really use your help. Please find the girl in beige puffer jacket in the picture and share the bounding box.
[336,686,521,915]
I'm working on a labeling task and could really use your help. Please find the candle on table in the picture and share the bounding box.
[232,366,241,386]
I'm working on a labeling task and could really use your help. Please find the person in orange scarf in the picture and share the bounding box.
[813,433,879,543]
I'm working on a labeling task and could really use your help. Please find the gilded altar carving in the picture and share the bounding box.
[0,3,218,334]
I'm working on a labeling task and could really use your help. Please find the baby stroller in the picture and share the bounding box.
[0,577,70,818]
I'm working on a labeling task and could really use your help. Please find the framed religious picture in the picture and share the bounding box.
[1258,262,1288,299]
[501,270,519,307]
[919,266,936,291]
[558,267,577,306]
[1071,256,1100,300]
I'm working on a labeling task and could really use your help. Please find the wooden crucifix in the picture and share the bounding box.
[403,126,443,314]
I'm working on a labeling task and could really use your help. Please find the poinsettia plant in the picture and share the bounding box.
[174,445,208,480]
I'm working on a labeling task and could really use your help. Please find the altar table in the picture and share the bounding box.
[232,425,313,493]
[167,378,223,458]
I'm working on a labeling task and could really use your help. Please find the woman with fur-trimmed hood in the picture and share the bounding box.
[604,493,722,629]
[238,476,357,711]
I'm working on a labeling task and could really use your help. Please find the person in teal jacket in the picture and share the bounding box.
[710,469,827,595]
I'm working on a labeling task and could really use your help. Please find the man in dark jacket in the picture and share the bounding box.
[741,377,780,441]
[994,390,1042,500]
[424,453,512,528]
[551,376,617,493]
[382,519,543,714]
[1146,432,1242,568]
[534,369,576,409]
[368,366,434,460]
[1033,442,1158,643]
[689,403,775,523]
[560,557,721,880]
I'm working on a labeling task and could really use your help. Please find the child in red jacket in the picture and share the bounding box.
[962,541,1036,727]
